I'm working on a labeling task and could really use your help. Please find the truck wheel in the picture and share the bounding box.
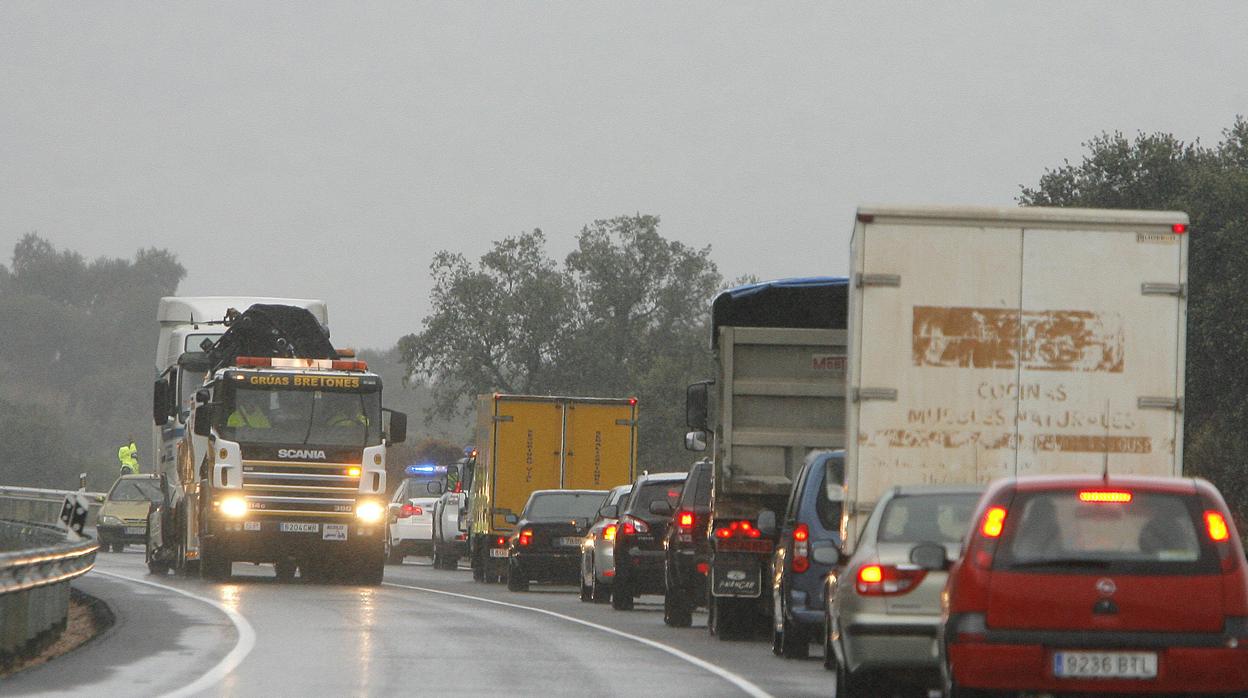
[664,586,693,627]
[147,560,170,575]
[611,578,634,610]
[112,542,126,553]
[354,557,385,586]
[431,550,443,568]
[385,537,403,565]
[275,560,297,582]
[445,556,460,570]
[506,559,528,592]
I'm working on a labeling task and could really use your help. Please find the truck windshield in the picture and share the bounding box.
[525,492,607,520]
[219,383,382,447]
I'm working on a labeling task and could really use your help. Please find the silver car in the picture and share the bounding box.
[579,484,632,603]
[823,484,983,696]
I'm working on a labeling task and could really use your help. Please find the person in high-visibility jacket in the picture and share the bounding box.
[117,437,139,475]
[227,392,271,429]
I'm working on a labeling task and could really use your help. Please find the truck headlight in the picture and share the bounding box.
[219,496,248,518]
[355,500,385,523]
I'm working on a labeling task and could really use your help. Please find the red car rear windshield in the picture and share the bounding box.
[994,490,1221,575]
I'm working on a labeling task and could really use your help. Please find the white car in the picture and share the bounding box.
[579,484,632,603]
[386,477,439,564]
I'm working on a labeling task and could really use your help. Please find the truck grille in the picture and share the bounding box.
[240,460,360,517]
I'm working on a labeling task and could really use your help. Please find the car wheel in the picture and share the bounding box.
[506,559,529,592]
[776,591,809,659]
[275,560,297,582]
[385,538,403,565]
[943,674,991,698]
[200,541,231,582]
[591,575,611,604]
[663,585,693,627]
[580,575,593,602]
[823,606,836,671]
[611,577,634,610]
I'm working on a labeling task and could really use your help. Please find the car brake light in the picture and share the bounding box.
[400,504,423,517]
[1172,223,1187,234]
[980,506,1007,538]
[1206,511,1230,542]
[696,562,709,575]
[1078,490,1133,503]
[677,511,694,530]
[603,523,617,541]
[496,536,505,547]
[791,523,810,573]
[519,529,533,546]
[855,563,926,596]
[621,516,649,536]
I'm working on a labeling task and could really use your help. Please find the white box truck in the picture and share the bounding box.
[844,205,1189,547]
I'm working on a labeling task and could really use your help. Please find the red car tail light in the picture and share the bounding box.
[603,523,617,541]
[677,511,695,530]
[855,563,926,595]
[519,528,533,547]
[980,506,1007,538]
[1206,511,1230,542]
[1078,490,1133,503]
[791,523,810,573]
[621,516,649,536]
[398,503,424,518]
[495,536,505,547]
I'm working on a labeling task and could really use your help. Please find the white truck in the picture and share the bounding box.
[152,296,327,473]
[843,205,1189,547]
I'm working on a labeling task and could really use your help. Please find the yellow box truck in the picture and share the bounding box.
[468,394,638,582]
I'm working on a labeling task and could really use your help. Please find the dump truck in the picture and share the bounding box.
[843,204,1189,549]
[147,304,407,584]
[684,278,849,639]
[468,394,638,583]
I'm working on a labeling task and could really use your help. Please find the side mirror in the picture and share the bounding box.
[684,430,708,452]
[598,504,618,520]
[153,379,170,426]
[504,513,519,525]
[686,381,711,431]
[386,409,408,444]
[756,510,777,537]
[649,500,673,517]
[426,481,444,495]
[910,542,950,571]
[193,404,214,437]
[194,388,210,406]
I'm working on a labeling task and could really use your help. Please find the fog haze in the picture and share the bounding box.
[3,2,1244,347]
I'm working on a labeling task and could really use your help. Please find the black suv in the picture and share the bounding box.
[610,471,687,610]
[660,459,712,627]
[506,489,607,592]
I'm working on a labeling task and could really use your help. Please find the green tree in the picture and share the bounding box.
[397,230,573,419]
[1019,119,1248,520]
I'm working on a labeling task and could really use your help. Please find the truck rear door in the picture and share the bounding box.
[563,400,637,490]
[1015,225,1186,477]
[492,398,563,530]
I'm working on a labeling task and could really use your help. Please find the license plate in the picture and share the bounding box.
[279,522,319,533]
[1053,651,1157,679]
[711,566,761,597]
[489,548,509,558]
[124,526,145,535]
[559,537,582,547]
[244,521,261,531]
[323,524,348,541]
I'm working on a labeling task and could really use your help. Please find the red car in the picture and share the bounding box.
[940,475,1248,697]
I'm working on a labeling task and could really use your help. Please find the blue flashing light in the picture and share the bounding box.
[405,464,446,475]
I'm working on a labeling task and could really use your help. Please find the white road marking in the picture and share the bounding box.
[93,570,257,698]
[383,581,773,698]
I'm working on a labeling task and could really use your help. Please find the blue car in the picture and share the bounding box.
[770,449,844,658]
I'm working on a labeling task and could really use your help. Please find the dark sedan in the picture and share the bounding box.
[506,489,608,592]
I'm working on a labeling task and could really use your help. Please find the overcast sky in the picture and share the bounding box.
[2,2,1245,348]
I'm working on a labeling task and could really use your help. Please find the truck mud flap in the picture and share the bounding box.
[710,557,762,598]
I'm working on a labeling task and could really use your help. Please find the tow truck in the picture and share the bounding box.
[148,304,407,584]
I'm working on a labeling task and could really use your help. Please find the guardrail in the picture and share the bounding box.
[0,487,103,667]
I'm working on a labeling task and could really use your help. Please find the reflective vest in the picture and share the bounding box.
[118,442,138,472]
[227,405,271,428]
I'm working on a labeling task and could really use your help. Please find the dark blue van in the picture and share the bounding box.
[770,449,844,658]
